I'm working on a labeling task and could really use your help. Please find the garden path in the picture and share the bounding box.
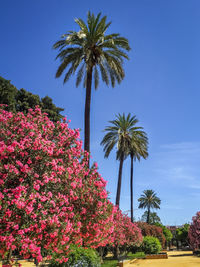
[128,251,200,267]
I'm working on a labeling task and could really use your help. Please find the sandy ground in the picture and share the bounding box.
[1,251,200,266]
[127,251,200,267]
[0,260,36,267]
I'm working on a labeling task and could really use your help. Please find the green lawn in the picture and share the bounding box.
[101,252,145,266]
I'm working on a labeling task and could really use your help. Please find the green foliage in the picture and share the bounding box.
[127,251,145,259]
[0,76,64,122]
[154,223,173,242]
[101,113,141,160]
[49,246,101,267]
[101,258,118,267]
[141,236,162,254]
[141,211,161,225]
[138,190,161,224]
[0,76,17,112]
[176,224,190,245]
[53,11,130,89]
[163,227,173,243]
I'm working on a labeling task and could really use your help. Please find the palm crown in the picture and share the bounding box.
[53,11,130,88]
[138,190,161,211]
[101,113,140,160]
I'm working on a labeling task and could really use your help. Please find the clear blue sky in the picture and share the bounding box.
[1,0,200,225]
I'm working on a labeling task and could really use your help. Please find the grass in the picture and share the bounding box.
[101,258,118,267]
[101,252,145,266]
[127,251,145,259]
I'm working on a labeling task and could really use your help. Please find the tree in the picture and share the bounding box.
[176,224,190,247]
[137,222,166,248]
[154,223,173,248]
[112,209,142,259]
[129,128,148,222]
[101,113,138,207]
[189,212,200,250]
[0,76,64,122]
[141,211,161,225]
[138,190,161,224]
[53,12,130,164]
[0,107,115,265]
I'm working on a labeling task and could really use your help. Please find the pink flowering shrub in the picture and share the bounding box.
[113,209,143,247]
[0,107,114,264]
[188,211,200,250]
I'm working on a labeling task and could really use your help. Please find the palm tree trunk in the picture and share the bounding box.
[130,155,134,222]
[116,155,124,207]
[84,67,93,166]
[147,206,150,224]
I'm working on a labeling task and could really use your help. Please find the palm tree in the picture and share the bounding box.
[53,12,130,165]
[138,190,161,224]
[129,129,148,222]
[101,113,138,207]
[141,211,161,224]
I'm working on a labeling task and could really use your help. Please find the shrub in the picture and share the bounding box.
[49,246,100,267]
[141,236,161,254]
[0,107,114,264]
[188,212,200,250]
[137,222,165,248]
[113,210,143,247]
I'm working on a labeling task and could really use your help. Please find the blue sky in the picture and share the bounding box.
[1,0,200,225]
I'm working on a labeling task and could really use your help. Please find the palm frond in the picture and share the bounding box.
[76,63,85,87]
[99,62,109,85]
[63,65,74,83]
[75,18,88,34]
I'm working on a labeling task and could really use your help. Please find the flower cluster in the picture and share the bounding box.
[188,211,200,250]
[112,209,143,247]
[0,107,114,263]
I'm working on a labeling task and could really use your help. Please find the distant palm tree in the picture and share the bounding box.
[53,12,130,165]
[138,190,161,224]
[141,211,161,225]
[129,129,148,222]
[101,113,138,206]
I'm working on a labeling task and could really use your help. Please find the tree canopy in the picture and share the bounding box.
[0,76,64,122]
[138,189,161,224]
[141,211,161,225]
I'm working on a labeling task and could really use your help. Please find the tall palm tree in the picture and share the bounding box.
[53,12,130,165]
[101,113,138,207]
[138,190,161,224]
[129,129,148,222]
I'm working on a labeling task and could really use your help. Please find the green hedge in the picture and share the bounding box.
[141,236,161,254]
[49,245,100,267]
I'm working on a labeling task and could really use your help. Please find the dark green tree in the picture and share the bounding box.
[138,190,161,224]
[141,211,161,225]
[41,96,64,122]
[129,128,148,222]
[101,113,137,207]
[0,76,64,122]
[176,224,190,246]
[54,12,130,163]
[0,76,17,112]
[15,88,41,112]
